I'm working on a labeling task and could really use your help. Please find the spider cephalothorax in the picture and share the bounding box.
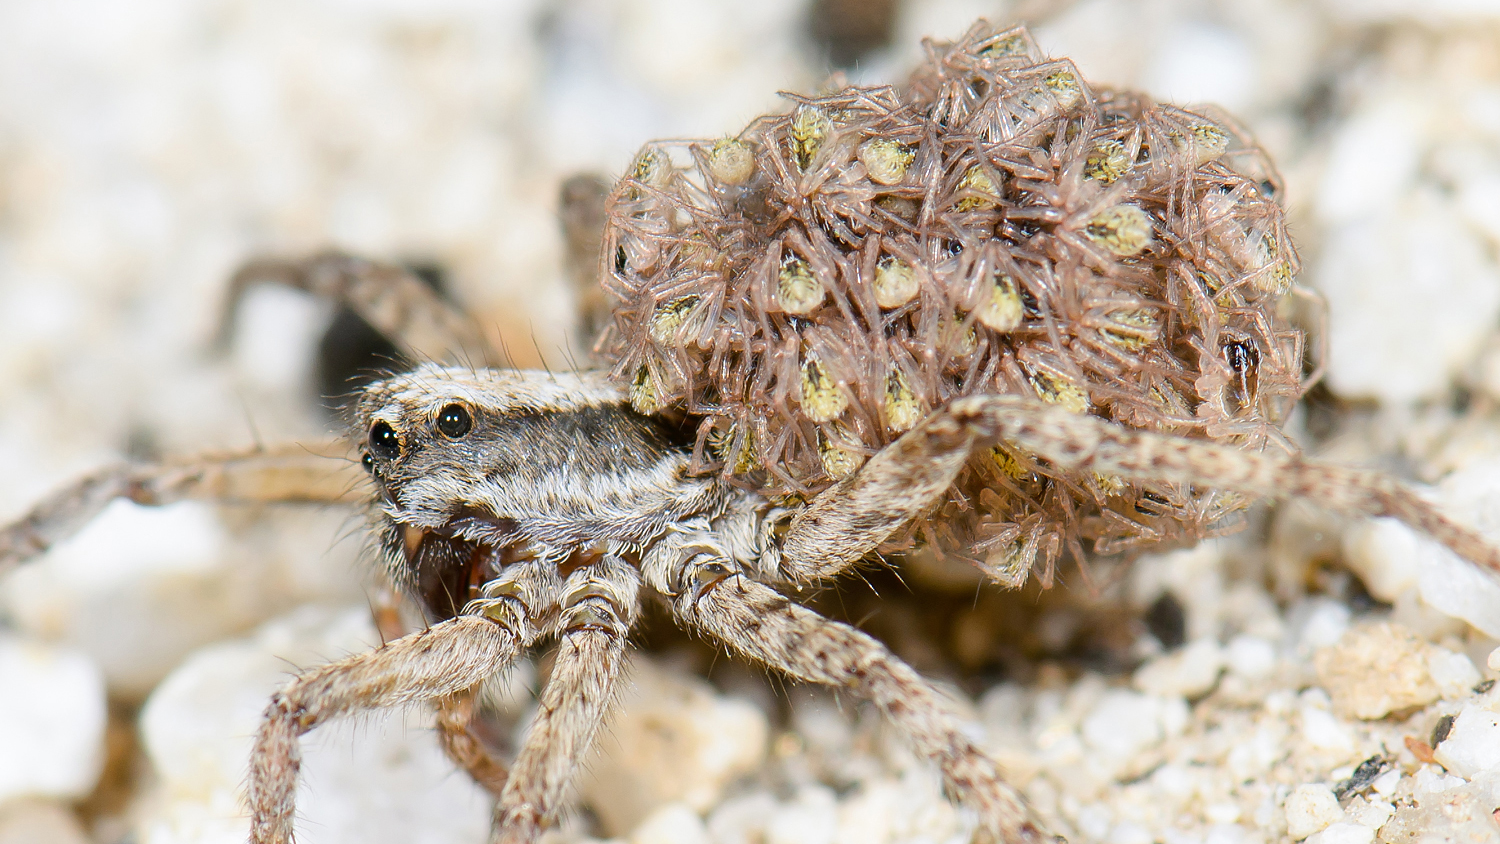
[354,367,726,620]
[600,22,1316,586]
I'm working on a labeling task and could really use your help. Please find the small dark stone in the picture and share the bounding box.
[1333,755,1391,801]
[1432,713,1457,747]
[1475,679,1496,694]
[1144,592,1187,650]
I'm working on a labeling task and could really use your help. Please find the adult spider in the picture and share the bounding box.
[3,20,1500,844]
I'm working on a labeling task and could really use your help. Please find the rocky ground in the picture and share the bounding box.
[5,1,1500,843]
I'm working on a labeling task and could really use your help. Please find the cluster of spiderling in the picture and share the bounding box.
[598,21,1316,586]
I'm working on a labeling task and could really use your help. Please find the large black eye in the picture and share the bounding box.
[369,421,401,460]
[437,403,472,439]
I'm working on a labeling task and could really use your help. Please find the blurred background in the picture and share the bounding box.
[3,1,1500,843]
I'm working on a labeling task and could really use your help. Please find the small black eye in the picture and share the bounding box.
[361,452,375,472]
[1223,339,1259,372]
[437,403,472,438]
[369,421,401,460]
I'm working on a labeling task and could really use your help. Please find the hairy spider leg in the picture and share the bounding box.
[762,394,1500,587]
[643,531,1052,844]
[221,251,499,367]
[955,396,1500,576]
[248,558,559,844]
[492,555,641,843]
[0,440,362,575]
[435,688,512,799]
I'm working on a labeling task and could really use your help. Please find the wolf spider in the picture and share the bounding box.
[7,28,1500,844]
[2,251,1498,844]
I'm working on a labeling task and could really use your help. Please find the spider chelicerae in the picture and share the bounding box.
[4,21,1500,844]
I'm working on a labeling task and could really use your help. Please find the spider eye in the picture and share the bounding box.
[1223,339,1259,372]
[436,403,472,439]
[369,421,401,460]
[361,452,375,472]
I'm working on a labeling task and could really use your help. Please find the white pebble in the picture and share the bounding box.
[1081,689,1164,759]
[1413,766,1466,794]
[1300,706,1355,754]
[228,283,331,393]
[1150,763,1198,799]
[979,682,1028,735]
[1107,821,1155,844]
[1433,705,1500,778]
[630,804,708,844]
[1304,821,1374,844]
[1284,783,1344,840]
[1129,544,1225,642]
[1159,694,1190,739]
[1296,599,1352,654]
[1487,645,1500,672]
[582,658,769,834]
[833,769,966,844]
[1316,184,1500,404]
[1,500,228,696]
[138,605,491,844]
[1225,723,1287,781]
[1225,635,1277,680]
[1134,638,1224,699]
[292,709,494,844]
[1427,648,1482,699]
[707,793,777,844]
[1315,98,1424,227]
[1,499,362,698]
[766,786,837,844]
[1416,460,1500,639]
[1208,804,1244,828]
[1370,769,1401,797]
[1074,803,1113,839]
[1345,797,1394,831]
[140,606,375,796]
[790,690,853,759]
[1140,22,1255,112]
[0,635,106,802]
[1324,0,1500,23]
[1342,519,1421,604]
[1204,824,1248,844]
